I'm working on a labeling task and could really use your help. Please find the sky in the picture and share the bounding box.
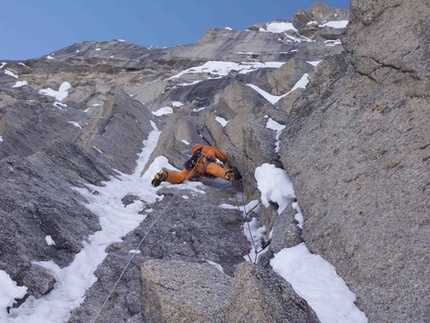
[0,62,367,322]
[1,0,349,60]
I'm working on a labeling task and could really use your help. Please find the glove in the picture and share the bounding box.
[232,166,242,180]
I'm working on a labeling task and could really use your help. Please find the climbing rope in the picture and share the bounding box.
[232,177,264,264]
[90,162,199,323]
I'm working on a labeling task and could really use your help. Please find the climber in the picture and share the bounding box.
[151,144,242,187]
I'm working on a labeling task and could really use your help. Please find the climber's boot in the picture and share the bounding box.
[151,171,167,187]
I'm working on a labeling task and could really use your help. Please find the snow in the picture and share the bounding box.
[0,62,7,69]
[167,61,285,80]
[12,81,28,88]
[247,73,309,105]
[193,107,206,112]
[46,56,54,60]
[0,271,27,321]
[172,101,184,108]
[266,22,298,33]
[68,121,82,129]
[286,33,314,43]
[236,51,258,55]
[289,73,309,92]
[45,236,56,246]
[255,163,295,214]
[0,136,3,142]
[320,20,349,29]
[265,117,285,153]
[1,116,368,323]
[53,102,67,110]
[246,84,285,104]
[39,82,72,102]
[93,146,103,154]
[133,120,161,177]
[152,107,173,116]
[5,70,18,78]
[307,60,322,67]
[271,244,368,323]
[215,116,229,127]
[325,39,342,47]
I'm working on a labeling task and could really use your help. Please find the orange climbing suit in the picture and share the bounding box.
[164,144,230,184]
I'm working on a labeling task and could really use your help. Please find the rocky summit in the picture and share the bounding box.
[0,1,428,323]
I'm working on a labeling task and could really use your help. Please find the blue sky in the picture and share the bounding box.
[1,0,349,60]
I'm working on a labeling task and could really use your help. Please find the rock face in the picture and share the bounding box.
[280,0,430,322]
[1,1,428,322]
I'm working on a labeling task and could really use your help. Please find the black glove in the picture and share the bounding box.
[232,166,242,180]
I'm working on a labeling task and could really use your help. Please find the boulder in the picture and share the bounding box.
[226,262,320,323]
[140,259,232,323]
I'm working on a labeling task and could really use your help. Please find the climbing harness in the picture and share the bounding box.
[90,162,199,323]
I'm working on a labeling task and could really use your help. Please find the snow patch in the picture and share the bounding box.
[39,82,72,102]
[215,116,228,127]
[307,60,322,67]
[266,22,298,33]
[5,70,18,78]
[152,107,173,116]
[172,101,184,108]
[12,81,28,88]
[288,73,309,93]
[246,84,285,104]
[0,271,27,321]
[265,117,285,153]
[254,163,295,214]
[45,236,56,246]
[68,121,82,129]
[320,20,349,29]
[271,243,368,323]
[167,61,285,81]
